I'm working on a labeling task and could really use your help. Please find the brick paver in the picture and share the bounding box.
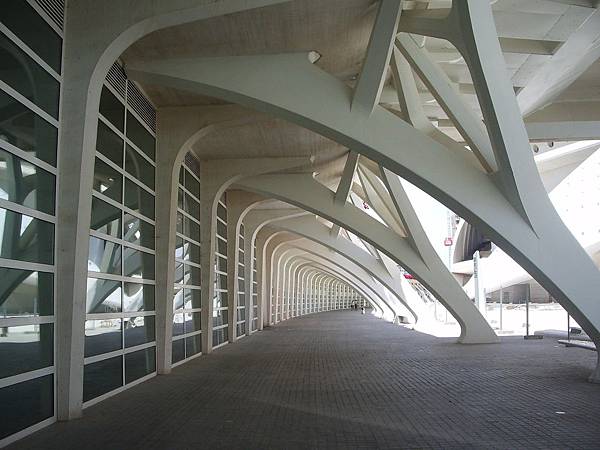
[9,311,600,449]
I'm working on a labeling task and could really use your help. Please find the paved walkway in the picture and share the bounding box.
[10,311,600,450]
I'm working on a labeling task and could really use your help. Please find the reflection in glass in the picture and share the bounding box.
[172,313,184,336]
[212,327,228,347]
[1,0,63,73]
[0,90,57,166]
[91,197,121,238]
[124,316,155,348]
[171,338,184,364]
[123,213,154,250]
[212,309,228,328]
[184,312,201,333]
[0,269,52,317]
[184,193,199,218]
[125,144,155,190]
[0,323,53,379]
[83,356,122,402]
[0,374,53,440]
[125,346,155,384]
[96,121,123,165]
[99,86,124,131]
[184,288,200,309]
[93,158,122,203]
[0,148,55,215]
[173,289,184,311]
[173,261,184,285]
[0,207,54,264]
[123,283,154,312]
[185,334,201,357]
[0,33,60,118]
[86,278,121,313]
[184,173,199,199]
[84,319,121,357]
[183,264,200,287]
[124,178,155,219]
[216,238,227,256]
[126,112,155,160]
[182,216,199,241]
[88,236,121,274]
[123,247,154,280]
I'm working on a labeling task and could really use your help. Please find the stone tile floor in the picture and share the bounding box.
[9,311,600,449]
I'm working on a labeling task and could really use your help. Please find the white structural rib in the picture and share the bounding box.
[517,8,600,117]
[352,0,403,115]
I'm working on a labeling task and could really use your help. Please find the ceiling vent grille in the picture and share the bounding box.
[106,62,127,99]
[34,0,64,30]
[184,152,201,177]
[127,81,157,133]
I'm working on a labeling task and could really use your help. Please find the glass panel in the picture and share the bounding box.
[0,148,55,215]
[0,89,57,166]
[237,306,246,321]
[126,112,155,160]
[176,213,183,234]
[184,264,200,287]
[172,313,184,336]
[217,220,226,239]
[125,144,154,190]
[216,238,227,256]
[183,288,200,309]
[183,216,199,241]
[185,334,201,357]
[175,236,184,260]
[88,236,121,275]
[184,193,199,218]
[83,356,123,402]
[171,338,184,364]
[178,166,184,185]
[93,158,122,203]
[184,172,199,199]
[123,282,154,312]
[0,269,52,317]
[99,86,124,131]
[180,239,199,263]
[86,278,121,313]
[0,374,53,440]
[124,178,154,219]
[172,288,184,311]
[217,256,227,273]
[125,347,156,384]
[0,33,59,118]
[238,279,245,293]
[217,203,226,221]
[177,189,183,210]
[96,121,123,166]
[215,273,227,291]
[212,309,228,328]
[236,322,245,337]
[212,328,228,347]
[184,312,201,333]
[1,0,62,73]
[0,207,54,264]
[91,196,121,239]
[123,213,154,250]
[123,247,154,280]
[173,261,184,285]
[84,319,122,358]
[0,323,53,378]
[124,316,155,348]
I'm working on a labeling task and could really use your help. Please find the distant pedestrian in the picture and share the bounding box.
[361,306,365,315]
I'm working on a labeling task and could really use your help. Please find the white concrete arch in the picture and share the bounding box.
[279,248,391,319]
[127,2,600,380]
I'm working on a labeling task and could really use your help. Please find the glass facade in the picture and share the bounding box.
[236,222,246,338]
[84,73,157,404]
[0,1,60,441]
[213,195,229,347]
[172,154,202,365]
[251,242,258,331]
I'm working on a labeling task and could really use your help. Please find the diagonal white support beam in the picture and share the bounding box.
[395,34,497,172]
[335,151,360,205]
[352,0,403,115]
[517,8,600,117]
